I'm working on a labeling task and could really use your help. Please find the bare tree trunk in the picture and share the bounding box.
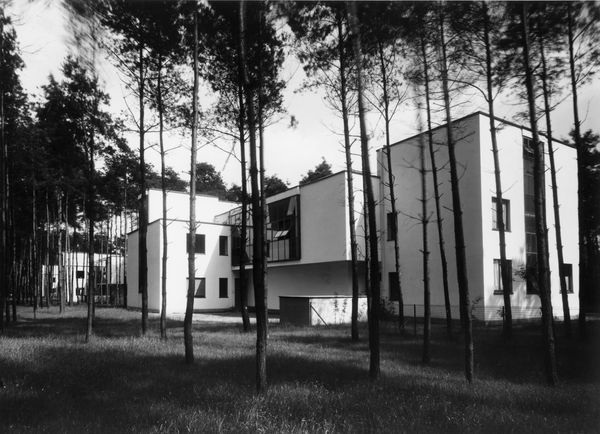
[377,40,404,333]
[567,3,587,338]
[184,8,200,365]
[158,55,168,340]
[539,36,571,337]
[483,3,512,337]
[58,192,65,314]
[520,2,558,386]
[235,78,250,331]
[240,0,268,393]
[0,23,5,330]
[418,105,431,364]
[348,1,380,380]
[336,10,360,341]
[86,135,96,342]
[138,37,149,335]
[438,7,473,383]
[420,33,452,337]
[45,192,51,308]
[65,192,72,307]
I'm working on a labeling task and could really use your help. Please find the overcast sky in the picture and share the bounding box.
[8,2,600,189]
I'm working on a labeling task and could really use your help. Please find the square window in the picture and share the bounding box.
[192,277,206,298]
[386,212,396,241]
[493,259,513,294]
[219,235,228,256]
[388,272,400,301]
[561,263,573,293]
[219,278,228,298]
[186,233,206,254]
[492,197,510,232]
[76,270,84,279]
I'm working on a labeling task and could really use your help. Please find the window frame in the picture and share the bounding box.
[492,197,511,232]
[561,263,574,294]
[186,233,206,254]
[386,212,395,241]
[219,277,228,298]
[388,271,400,301]
[219,235,228,256]
[188,277,206,298]
[493,258,513,295]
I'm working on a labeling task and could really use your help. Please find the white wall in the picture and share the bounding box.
[127,218,235,314]
[378,114,485,318]
[245,260,368,310]
[478,115,579,320]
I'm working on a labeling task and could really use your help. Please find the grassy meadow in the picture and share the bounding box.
[1,306,599,433]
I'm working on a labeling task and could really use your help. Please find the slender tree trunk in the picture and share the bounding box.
[420,34,452,337]
[438,7,473,383]
[240,0,267,393]
[257,9,269,345]
[520,2,558,386]
[236,79,250,332]
[348,1,380,380]
[539,36,571,337]
[86,128,96,342]
[184,8,200,365]
[45,192,51,308]
[0,23,5,330]
[336,10,360,341]
[483,3,512,337]
[58,192,64,314]
[378,40,404,333]
[158,55,168,340]
[418,106,431,364]
[138,37,149,335]
[567,3,587,338]
[66,192,72,307]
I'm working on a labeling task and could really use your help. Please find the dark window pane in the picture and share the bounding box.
[192,278,206,298]
[561,263,573,293]
[219,235,228,256]
[186,233,206,254]
[387,212,395,241]
[219,278,228,298]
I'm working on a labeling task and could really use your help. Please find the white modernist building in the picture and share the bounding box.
[127,171,376,316]
[127,111,579,322]
[378,111,579,321]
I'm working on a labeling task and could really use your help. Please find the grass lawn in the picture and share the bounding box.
[1,306,599,433]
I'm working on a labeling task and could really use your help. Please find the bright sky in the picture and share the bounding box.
[8,2,600,189]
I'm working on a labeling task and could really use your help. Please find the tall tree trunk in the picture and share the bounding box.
[0,18,5,330]
[86,126,96,342]
[240,0,267,393]
[348,1,380,380]
[66,192,72,307]
[257,8,269,346]
[184,8,200,365]
[158,55,168,340]
[520,2,558,386]
[236,79,250,332]
[378,40,404,333]
[567,3,587,338]
[58,192,64,314]
[420,33,452,337]
[45,192,51,308]
[483,2,512,337]
[418,105,431,364]
[438,7,473,383]
[539,36,571,337]
[138,37,149,335]
[336,10,360,341]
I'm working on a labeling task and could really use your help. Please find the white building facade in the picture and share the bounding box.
[127,171,378,314]
[378,111,579,321]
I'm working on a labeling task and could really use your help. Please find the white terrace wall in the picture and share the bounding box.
[378,114,484,320]
[478,115,579,321]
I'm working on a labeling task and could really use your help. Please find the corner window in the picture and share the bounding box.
[219,235,228,256]
[561,263,573,293]
[186,233,206,254]
[219,278,228,298]
[386,212,396,241]
[492,197,510,232]
[493,259,513,294]
[191,277,206,298]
